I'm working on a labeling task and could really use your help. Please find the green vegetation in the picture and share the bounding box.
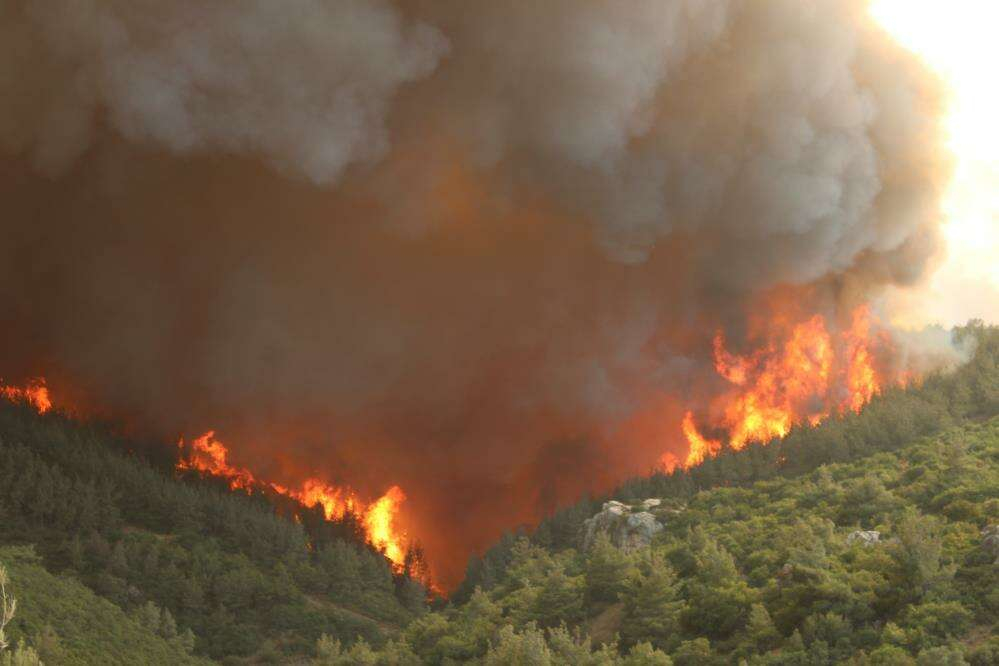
[362,322,999,664]
[0,322,995,664]
[378,417,997,664]
[0,399,427,662]
[0,545,207,665]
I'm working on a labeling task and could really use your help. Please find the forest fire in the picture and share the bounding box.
[177,431,411,573]
[0,301,917,591]
[0,0,961,596]
[0,378,52,414]
[675,306,901,469]
[680,411,721,469]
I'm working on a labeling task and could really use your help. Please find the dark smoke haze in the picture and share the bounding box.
[0,0,950,585]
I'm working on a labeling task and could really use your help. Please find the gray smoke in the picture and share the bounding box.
[0,0,950,584]
[0,0,447,179]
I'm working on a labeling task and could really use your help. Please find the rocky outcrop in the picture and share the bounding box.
[582,500,664,552]
[982,525,999,564]
[846,530,881,546]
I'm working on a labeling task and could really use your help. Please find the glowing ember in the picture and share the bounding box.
[0,378,52,414]
[177,431,415,576]
[677,306,901,468]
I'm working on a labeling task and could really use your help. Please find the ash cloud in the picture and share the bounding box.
[0,0,950,585]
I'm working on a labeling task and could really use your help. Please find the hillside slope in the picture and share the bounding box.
[347,418,998,665]
[0,323,994,664]
[347,323,999,664]
[0,545,210,665]
[0,404,426,662]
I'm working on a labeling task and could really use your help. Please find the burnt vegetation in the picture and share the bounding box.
[0,321,996,664]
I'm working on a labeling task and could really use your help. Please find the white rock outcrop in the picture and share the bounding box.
[847,530,881,547]
[582,500,664,552]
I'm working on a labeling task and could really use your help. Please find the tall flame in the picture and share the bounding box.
[680,411,721,469]
[176,431,256,489]
[673,306,900,469]
[0,378,52,414]
[363,485,407,566]
[843,307,880,413]
[716,314,835,450]
[177,431,413,574]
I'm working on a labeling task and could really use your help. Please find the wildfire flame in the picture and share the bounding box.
[177,431,411,573]
[680,411,721,469]
[0,378,52,414]
[673,306,901,469]
[1,379,426,585]
[0,305,905,591]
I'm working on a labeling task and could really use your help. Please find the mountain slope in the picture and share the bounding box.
[360,417,998,664]
[0,545,210,665]
[353,323,999,664]
[0,323,994,664]
[0,404,424,663]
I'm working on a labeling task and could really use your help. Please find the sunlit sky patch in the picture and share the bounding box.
[871,0,999,327]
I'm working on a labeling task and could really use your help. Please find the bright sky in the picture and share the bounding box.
[870,0,999,328]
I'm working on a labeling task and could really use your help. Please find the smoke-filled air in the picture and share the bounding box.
[0,0,969,588]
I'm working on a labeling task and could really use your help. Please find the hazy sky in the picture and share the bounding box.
[872,0,999,327]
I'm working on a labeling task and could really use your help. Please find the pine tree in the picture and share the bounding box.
[483,624,552,665]
[743,603,779,654]
[532,565,584,629]
[682,537,753,641]
[671,638,716,666]
[585,532,631,605]
[621,552,685,651]
[622,641,674,666]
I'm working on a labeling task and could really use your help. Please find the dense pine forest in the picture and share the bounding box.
[0,321,996,664]
[0,398,428,662]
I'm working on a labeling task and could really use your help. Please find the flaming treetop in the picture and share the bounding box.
[674,306,905,470]
[0,379,51,414]
[177,431,412,575]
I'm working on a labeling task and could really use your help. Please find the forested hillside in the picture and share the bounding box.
[0,323,996,665]
[345,323,999,664]
[0,545,210,665]
[0,398,428,662]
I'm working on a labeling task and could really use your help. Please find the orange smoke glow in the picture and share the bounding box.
[677,305,901,468]
[177,431,414,575]
[0,378,52,414]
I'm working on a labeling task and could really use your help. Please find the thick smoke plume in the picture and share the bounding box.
[0,0,950,585]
